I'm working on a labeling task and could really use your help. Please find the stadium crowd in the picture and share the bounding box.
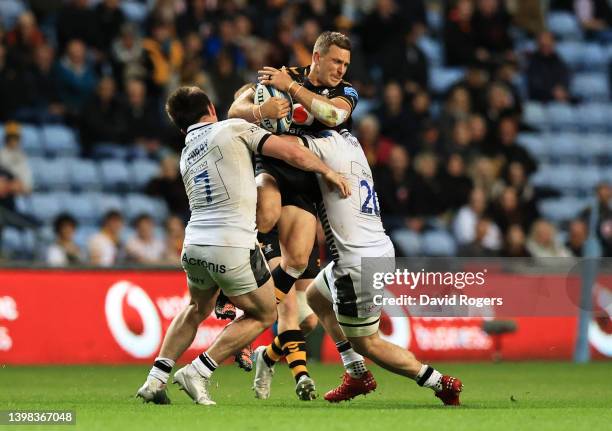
[1,0,612,266]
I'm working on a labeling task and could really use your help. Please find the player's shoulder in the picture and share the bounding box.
[286,65,309,81]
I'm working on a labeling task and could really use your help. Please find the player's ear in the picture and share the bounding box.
[313,51,320,66]
[208,102,217,119]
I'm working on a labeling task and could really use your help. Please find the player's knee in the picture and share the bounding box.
[261,307,278,328]
[306,287,323,313]
[299,314,318,335]
[186,302,207,324]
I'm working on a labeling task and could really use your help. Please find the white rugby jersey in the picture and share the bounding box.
[301,130,394,267]
[179,119,271,248]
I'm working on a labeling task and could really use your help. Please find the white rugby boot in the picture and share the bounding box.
[136,377,171,404]
[295,374,318,401]
[173,364,216,405]
[252,346,275,399]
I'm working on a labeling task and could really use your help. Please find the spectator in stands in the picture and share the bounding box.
[375,81,415,149]
[56,0,97,52]
[121,78,162,147]
[80,76,126,152]
[495,116,538,176]
[526,31,570,103]
[445,119,476,160]
[356,115,395,167]
[444,0,478,66]
[526,219,572,258]
[383,23,428,92]
[440,86,472,144]
[179,33,216,97]
[472,0,514,63]
[125,214,165,265]
[5,11,45,69]
[490,186,532,233]
[360,0,407,69]
[142,19,184,98]
[409,152,447,219]
[469,114,491,153]
[575,0,612,42]
[210,50,246,120]
[176,0,212,39]
[293,19,321,67]
[54,39,98,118]
[46,213,83,266]
[88,210,124,267]
[581,182,612,256]
[566,219,588,257]
[110,23,146,88]
[454,187,502,250]
[145,155,189,223]
[501,224,530,257]
[455,64,489,114]
[485,83,518,135]
[0,122,33,194]
[441,153,473,211]
[0,43,22,121]
[16,44,64,123]
[162,214,185,266]
[94,0,125,56]
[458,217,499,257]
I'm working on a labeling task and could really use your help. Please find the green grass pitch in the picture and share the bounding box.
[1,362,611,431]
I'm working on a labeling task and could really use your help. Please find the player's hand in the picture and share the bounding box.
[323,171,351,198]
[260,97,291,119]
[258,66,293,93]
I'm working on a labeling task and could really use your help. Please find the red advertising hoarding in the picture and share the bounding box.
[0,270,610,364]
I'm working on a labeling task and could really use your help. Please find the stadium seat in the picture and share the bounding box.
[572,73,609,102]
[130,159,159,189]
[517,133,549,161]
[28,192,65,223]
[547,133,580,162]
[390,229,422,257]
[0,226,35,259]
[546,103,576,131]
[67,158,100,191]
[93,193,124,216]
[430,68,464,95]
[74,225,99,254]
[575,167,602,192]
[545,164,582,192]
[575,103,611,132]
[421,230,457,257]
[523,102,547,130]
[92,143,130,160]
[124,193,168,222]
[538,197,585,223]
[582,43,607,71]
[29,157,71,191]
[0,0,26,29]
[41,125,80,157]
[547,12,582,40]
[15,124,45,156]
[581,134,608,162]
[62,192,98,224]
[417,37,443,67]
[556,41,583,70]
[120,0,149,23]
[530,164,554,187]
[99,160,131,191]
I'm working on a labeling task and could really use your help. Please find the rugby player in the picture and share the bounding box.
[302,130,464,405]
[228,31,361,400]
[136,86,350,405]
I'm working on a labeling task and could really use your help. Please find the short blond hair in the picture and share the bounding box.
[313,31,351,55]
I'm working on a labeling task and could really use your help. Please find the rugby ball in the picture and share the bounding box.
[254,84,293,134]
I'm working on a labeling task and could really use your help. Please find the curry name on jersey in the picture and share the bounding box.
[180,119,271,248]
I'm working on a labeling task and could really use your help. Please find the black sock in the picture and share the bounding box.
[272,266,298,303]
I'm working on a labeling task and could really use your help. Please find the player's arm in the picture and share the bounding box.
[227,85,291,123]
[258,66,352,128]
[260,135,350,198]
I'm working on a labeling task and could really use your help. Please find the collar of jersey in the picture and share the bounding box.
[187,122,213,134]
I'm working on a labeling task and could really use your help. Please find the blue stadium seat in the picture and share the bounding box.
[556,41,583,69]
[28,192,65,223]
[547,133,580,162]
[417,37,443,67]
[517,133,549,161]
[74,225,99,254]
[93,193,124,216]
[545,164,582,192]
[62,192,98,224]
[538,197,585,223]
[422,230,457,257]
[67,158,100,191]
[130,159,159,189]
[582,43,607,70]
[29,157,71,191]
[427,9,443,33]
[124,194,168,222]
[523,102,547,130]
[546,103,576,131]
[41,125,80,157]
[120,0,149,23]
[575,103,611,131]
[581,134,608,161]
[530,164,554,187]
[547,12,582,40]
[99,160,131,191]
[0,226,35,259]
[575,167,602,192]
[430,68,464,94]
[92,143,129,160]
[8,124,45,156]
[0,0,26,29]
[601,168,612,184]
[572,73,609,101]
[390,229,422,256]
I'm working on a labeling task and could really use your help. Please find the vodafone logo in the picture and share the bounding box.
[588,283,612,357]
[292,104,314,126]
[105,281,162,358]
[379,289,411,349]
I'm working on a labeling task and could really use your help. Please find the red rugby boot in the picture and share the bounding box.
[435,375,463,406]
[324,371,377,402]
